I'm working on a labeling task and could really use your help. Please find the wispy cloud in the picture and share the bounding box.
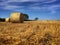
[7,0,56,3]
[42,0,57,3]
[2,5,25,11]
[49,5,60,13]
[0,0,57,7]
[28,4,60,13]
[0,0,60,14]
[0,0,57,3]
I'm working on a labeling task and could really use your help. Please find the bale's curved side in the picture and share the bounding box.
[5,18,10,22]
[10,12,24,23]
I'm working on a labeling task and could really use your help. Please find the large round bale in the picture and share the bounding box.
[5,18,10,22]
[10,12,24,23]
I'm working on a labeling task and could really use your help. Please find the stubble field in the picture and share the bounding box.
[0,20,60,45]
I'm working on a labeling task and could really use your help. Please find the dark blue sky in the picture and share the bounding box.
[0,0,60,20]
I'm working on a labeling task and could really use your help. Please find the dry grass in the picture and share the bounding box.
[0,20,60,45]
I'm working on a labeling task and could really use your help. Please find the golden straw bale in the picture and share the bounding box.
[5,18,10,22]
[10,12,24,23]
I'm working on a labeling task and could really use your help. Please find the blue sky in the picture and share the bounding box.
[0,0,60,20]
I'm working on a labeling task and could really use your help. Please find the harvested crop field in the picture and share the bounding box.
[0,20,60,45]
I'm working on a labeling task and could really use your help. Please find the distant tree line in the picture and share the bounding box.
[0,18,5,22]
[23,14,29,21]
[34,17,39,20]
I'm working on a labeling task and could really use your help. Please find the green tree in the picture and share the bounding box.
[24,14,29,20]
[34,17,39,20]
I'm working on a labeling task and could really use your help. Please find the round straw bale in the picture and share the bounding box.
[5,18,10,22]
[10,12,24,23]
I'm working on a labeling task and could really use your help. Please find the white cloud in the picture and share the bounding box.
[0,0,59,14]
[4,6,19,10]
[1,5,25,10]
[7,0,42,2]
[5,0,57,3]
[49,5,60,9]
[29,6,41,10]
[42,0,57,3]
[28,4,60,14]
[0,0,57,6]
[51,10,56,13]
[0,0,57,8]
